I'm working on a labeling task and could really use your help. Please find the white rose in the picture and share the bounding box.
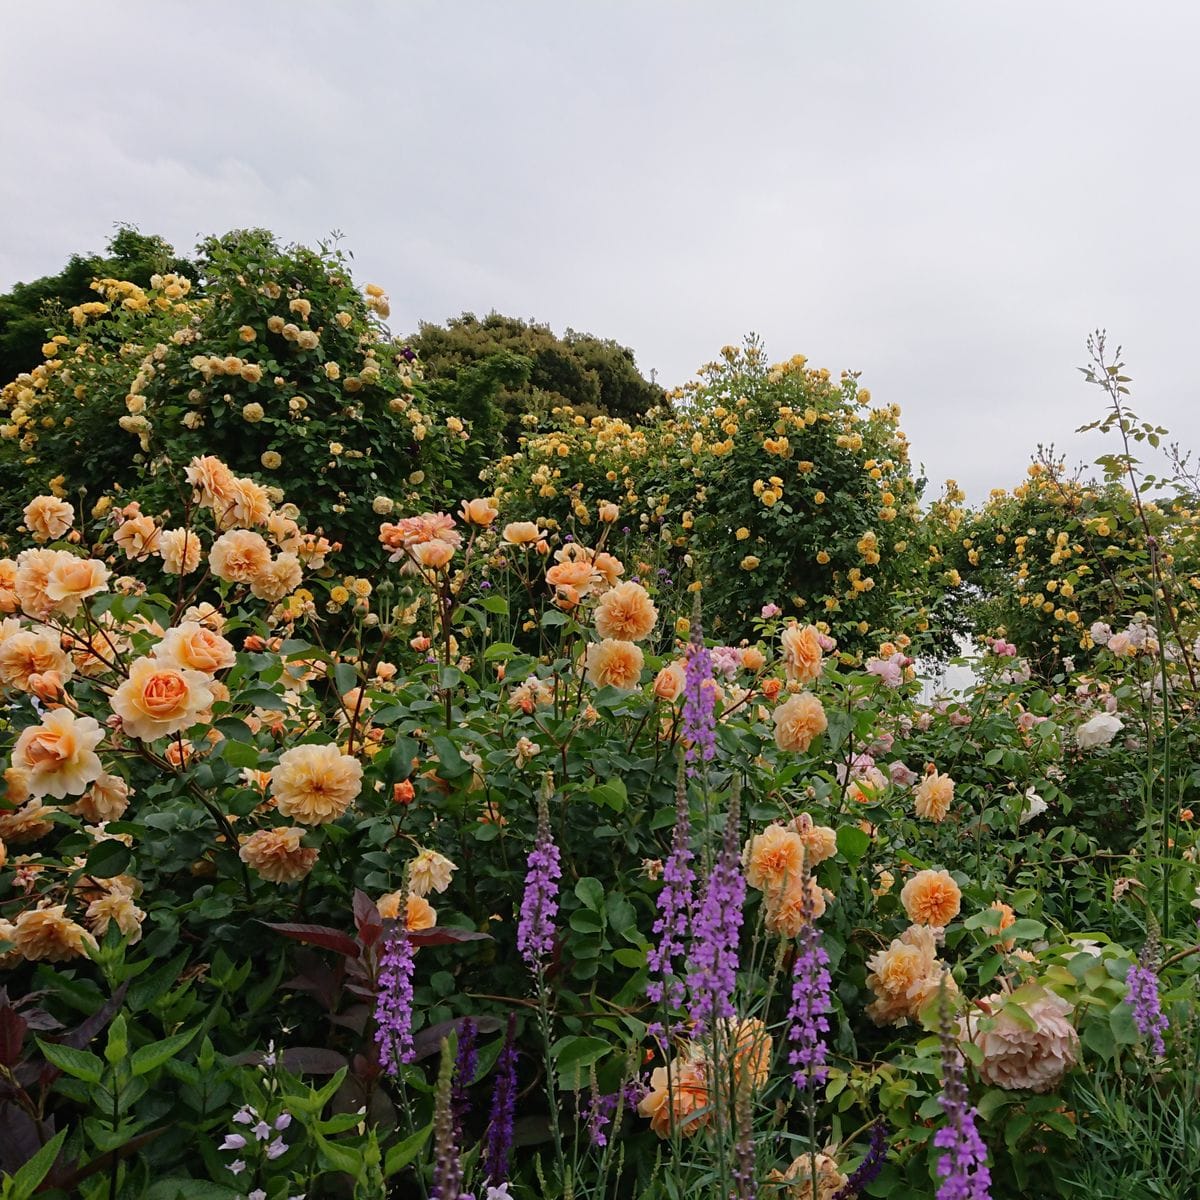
[1020,787,1049,824]
[1076,712,1123,749]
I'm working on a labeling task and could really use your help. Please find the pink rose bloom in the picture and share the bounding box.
[889,760,919,787]
[915,713,933,732]
[817,633,837,652]
[991,639,1017,657]
[868,731,895,756]
[760,603,782,619]
[867,657,903,688]
[710,646,742,680]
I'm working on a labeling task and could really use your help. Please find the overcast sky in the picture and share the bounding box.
[3,1,1198,500]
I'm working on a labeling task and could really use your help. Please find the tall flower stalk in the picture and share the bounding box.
[686,786,745,1034]
[431,1040,464,1200]
[787,857,833,1196]
[932,976,992,1200]
[646,766,696,1019]
[682,606,717,773]
[374,904,416,1077]
[482,1014,518,1188]
[518,775,568,1187]
[1126,938,1169,1057]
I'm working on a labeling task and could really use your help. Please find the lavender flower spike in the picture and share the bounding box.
[832,1121,889,1200]
[482,1014,519,1186]
[933,976,991,1200]
[517,775,561,971]
[1126,942,1169,1057]
[682,602,717,772]
[374,915,417,1077]
[646,765,696,1013]
[787,858,833,1092]
[685,786,746,1033]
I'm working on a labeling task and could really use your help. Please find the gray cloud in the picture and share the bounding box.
[3,0,1197,499]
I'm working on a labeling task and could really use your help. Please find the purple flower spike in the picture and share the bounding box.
[1126,947,1169,1057]
[787,865,833,1091]
[374,918,417,1076]
[682,616,718,772]
[933,978,992,1200]
[517,778,561,971]
[685,789,746,1033]
[646,768,696,1015]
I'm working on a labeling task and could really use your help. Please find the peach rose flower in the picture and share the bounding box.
[914,769,954,822]
[962,987,1079,1092]
[766,1153,848,1200]
[772,691,828,752]
[744,823,806,892]
[70,773,132,823]
[584,639,645,691]
[409,848,457,897]
[592,551,624,589]
[793,812,838,865]
[653,662,686,702]
[44,556,110,616]
[598,501,620,523]
[378,891,438,930]
[23,495,74,542]
[865,925,948,1025]
[217,477,273,529]
[781,623,824,684]
[14,548,66,619]
[239,827,319,883]
[270,743,363,825]
[249,553,303,601]
[0,798,55,843]
[0,558,18,612]
[114,515,161,559]
[546,560,600,603]
[460,497,499,526]
[86,883,146,943]
[209,530,272,584]
[411,539,456,570]
[594,580,658,642]
[185,455,237,508]
[764,874,829,937]
[741,646,766,672]
[502,521,542,545]
[110,656,215,741]
[13,708,104,799]
[900,869,962,927]
[0,629,74,693]
[159,528,203,575]
[12,904,97,961]
[153,622,237,674]
[639,1054,710,1139]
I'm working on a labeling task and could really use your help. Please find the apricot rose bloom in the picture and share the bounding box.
[409,848,457,897]
[209,530,272,584]
[44,556,110,616]
[900,868,962,927]
[23,495,74,542]
[502,521,542,545]
[744,823,806,892]
[153,622,237,674]
[71,773,132,823]
[638,1055,710,1138]
[270,743,363,825]
[460,497,499,526]
[794,812,838,865]
[594,580,658,642]
[764,874,829,937]
[13,709,104,799]
[780,623,824,684]
[378,891,438,930]
[0,629,74,693]
[114,515,161,559]
[159,528,203,575]
[14,549,68,619]
[249,553,303,602]
[11,905,97,961]
[772,691,828,752]
[767,1153,848,1200]
[653,662,685,702]
[186,455,237,507]
[865,924,950,1025]
[110,657,214,742]
[584,639,645,691]
[914,769,955,822]
[239,827,319,883]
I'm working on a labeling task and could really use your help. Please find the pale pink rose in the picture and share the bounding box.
[962,988,1079,1093]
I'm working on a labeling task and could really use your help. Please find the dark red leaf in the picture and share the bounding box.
[0,1005,28,1067]
[353,889,383,949]
[262,922,359,959]
[61,981,129,1050]
[408,926,493,947]
[413,1014,505,1060]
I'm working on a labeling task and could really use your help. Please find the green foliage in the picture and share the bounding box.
[409,311,665,450]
